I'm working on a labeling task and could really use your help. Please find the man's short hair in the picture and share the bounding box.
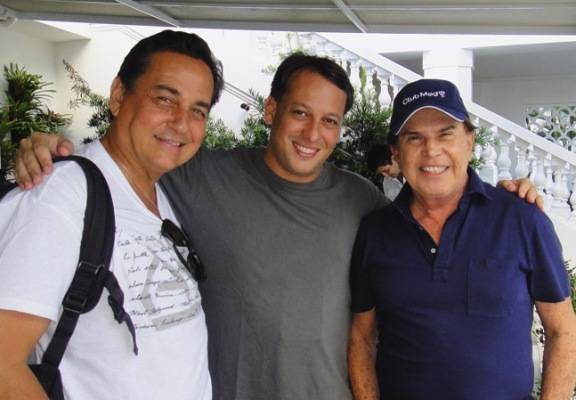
[366,144,392,172]
[270,52,354,113]
[117,29,224,108]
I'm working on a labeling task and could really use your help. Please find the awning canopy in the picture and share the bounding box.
[1,1,575,35]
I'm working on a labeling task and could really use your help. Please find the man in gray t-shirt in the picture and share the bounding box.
[160,54,388,399]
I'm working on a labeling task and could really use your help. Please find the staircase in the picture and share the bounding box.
[298,33,576,239]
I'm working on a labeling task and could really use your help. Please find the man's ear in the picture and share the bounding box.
[391,144,400,164]
[467,132,476,162]
[263,96,277,127]
[109,77,126,118]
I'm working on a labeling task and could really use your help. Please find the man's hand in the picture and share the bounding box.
[498,178,544,211]
[16,134,75,189]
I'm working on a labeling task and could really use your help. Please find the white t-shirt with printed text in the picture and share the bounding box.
[0,141,211,400]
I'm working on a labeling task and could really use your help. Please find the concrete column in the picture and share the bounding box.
[423,48,474,100]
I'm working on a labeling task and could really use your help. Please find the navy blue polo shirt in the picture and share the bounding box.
[350,169,570,400]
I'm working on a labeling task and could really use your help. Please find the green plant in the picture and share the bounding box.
[470,125,498,170]
[238,89,268,147]
[0,63,70,183]
[568,262,576,311]
[330,66,392,181]
[204,117,239,149]
[63,60,111,142]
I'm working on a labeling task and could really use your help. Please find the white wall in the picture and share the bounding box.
[53,26,136,143]
[1,22,282,144]
[474,74,576,127]
[51,26,280,143]
[0,24,57,109]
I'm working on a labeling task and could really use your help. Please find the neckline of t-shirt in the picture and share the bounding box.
[87,140,169,221]
[251,148,333,193]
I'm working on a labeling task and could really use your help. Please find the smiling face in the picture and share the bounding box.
[104,51,214,181]
[392,108,475,204]
[263,69,347,183]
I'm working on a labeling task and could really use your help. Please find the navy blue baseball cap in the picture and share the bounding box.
[390,79,469,136]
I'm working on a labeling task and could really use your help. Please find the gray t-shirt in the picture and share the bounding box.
[161,147,387,400]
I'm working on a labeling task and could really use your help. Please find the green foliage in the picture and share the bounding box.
[204,89,268,150]
[568,262,576,311]
[470,125,498,170]
[63,60,111,142]
[204,117,239,150]
[0,63,70,183]
[330,84,392,181]
[238,89,268,147]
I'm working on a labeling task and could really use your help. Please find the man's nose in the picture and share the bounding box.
[301,119,320,142]
[169,107,189,133]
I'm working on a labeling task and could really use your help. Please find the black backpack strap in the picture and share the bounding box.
[40,155,138,370]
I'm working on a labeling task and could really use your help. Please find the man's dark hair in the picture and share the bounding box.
[117,29,224,107]
[366,144,393,173]
[270,52,354,113]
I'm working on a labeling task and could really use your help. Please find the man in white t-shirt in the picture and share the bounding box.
[0,30,223,400]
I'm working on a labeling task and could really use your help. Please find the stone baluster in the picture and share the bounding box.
[297,32,315,50]
[532,151,548,196]
[359,60,375,92]
[373,68,392,105]
[479,126,498,185]
[569,174,576,220]
[561,168,572,212]
[308,36,328,57]
[544,155,555,207]
[324,43,344,63]
[389,74,405,100]
[527,145,536,180]
[551,163,570,212]
[496,132,512,180]
[514,143,530,179]
[344,54,362,88]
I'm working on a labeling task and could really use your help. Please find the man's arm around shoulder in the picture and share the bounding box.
[0,309,50,399]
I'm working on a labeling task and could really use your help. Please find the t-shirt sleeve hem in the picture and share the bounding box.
[533,292,571,304]
[0,297,59,321]
[351,303,375,313]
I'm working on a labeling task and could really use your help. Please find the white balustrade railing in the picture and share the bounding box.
[525,104,576,152]
[297,32,576,226]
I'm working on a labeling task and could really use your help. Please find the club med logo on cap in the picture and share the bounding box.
[402,91,447,106]
[390,79,469,137]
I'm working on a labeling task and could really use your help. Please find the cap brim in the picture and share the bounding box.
[392,105,468,136]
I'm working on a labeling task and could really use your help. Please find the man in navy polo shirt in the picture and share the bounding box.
[348,79,576,400]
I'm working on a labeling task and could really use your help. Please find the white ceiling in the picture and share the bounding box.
[382,40,576,79]
[0,1,575,35]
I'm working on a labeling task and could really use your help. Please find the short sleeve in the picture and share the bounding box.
[529,210,570,302]
[350,218,376,313]
[0,163,86,321]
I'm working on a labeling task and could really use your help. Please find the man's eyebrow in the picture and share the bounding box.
[440,124,457,132]
[153,84,179,96]
[196,100,211,110]
[153,84,211,109]
[290,102,341,121]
